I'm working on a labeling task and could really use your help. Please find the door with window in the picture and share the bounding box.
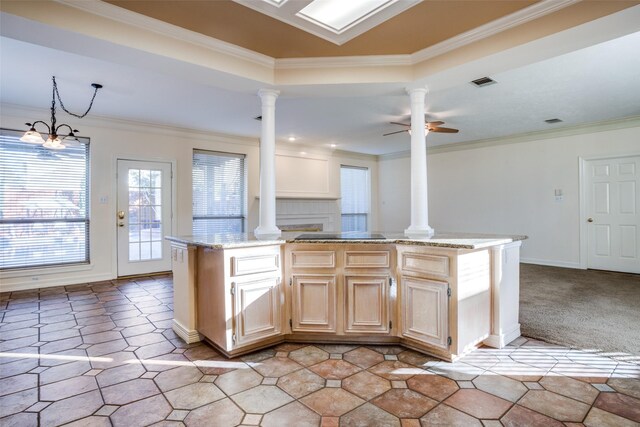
[117,160,172,276]
[585,155,640,274]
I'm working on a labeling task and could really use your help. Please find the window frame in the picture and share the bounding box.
[340,164,370,233]
[192,149,247,234]
[0,128,91,271]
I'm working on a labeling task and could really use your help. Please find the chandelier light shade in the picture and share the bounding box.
[21,76,102,149]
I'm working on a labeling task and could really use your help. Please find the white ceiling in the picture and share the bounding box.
[1,11,639,155]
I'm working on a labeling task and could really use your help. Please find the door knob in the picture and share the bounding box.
[117,210,125,219]
[587,217,594,223]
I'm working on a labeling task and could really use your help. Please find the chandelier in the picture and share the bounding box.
[20,76,103,150]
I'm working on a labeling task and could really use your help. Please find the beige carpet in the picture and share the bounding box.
[520,263,640,356]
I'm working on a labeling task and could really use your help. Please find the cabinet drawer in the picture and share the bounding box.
[344,251,390,268]
[231,253,280,277]
[291,251,336,268]
[401,253,449,278]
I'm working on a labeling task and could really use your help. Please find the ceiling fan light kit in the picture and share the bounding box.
[20,76,103,150]
[383,119,459,137]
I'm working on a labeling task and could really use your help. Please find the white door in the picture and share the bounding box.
[586,155,640,274]
[117,160,172,276]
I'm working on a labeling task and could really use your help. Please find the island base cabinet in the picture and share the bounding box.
[291,274,337,333]
[401,276,449,351]
[233,276,282,347]
[196,245,284,357]
[345,275,390,334]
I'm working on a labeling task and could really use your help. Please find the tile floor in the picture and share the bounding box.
[1,275,639,427]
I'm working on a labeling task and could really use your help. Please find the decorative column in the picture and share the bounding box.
[254,89,282,240]
[404,87,435,238]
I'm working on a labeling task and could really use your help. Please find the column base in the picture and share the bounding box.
[254,226,282,240]
[404,226,435,238]
[484,324,521,349]
[173,319,202,344]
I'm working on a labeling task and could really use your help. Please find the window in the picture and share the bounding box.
[341,165,369,232]
[192,150,246,234]
[0,128,90,270]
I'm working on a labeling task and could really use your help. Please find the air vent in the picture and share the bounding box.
[254,115,262,121]
[545,118,563,124]
[470,77,497,87]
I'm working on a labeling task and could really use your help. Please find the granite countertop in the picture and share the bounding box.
[166,232,527,250]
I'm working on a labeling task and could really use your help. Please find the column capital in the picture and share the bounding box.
[258,89,280,100]
[405,86,429,96]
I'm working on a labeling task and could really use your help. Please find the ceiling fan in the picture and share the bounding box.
[383,121,459,136]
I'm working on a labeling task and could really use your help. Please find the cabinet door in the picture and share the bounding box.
[345,275,389,334]
[401,276,449,350]
[233,276,282,347]
[291,275,337,333]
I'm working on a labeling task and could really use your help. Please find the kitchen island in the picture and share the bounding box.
[167,232,526,361]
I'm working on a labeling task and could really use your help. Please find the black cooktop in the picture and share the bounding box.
[294,233,387,240]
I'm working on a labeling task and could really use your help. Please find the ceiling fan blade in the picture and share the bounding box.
[430,126,459,133]
[389,121,410,127]
[427,121,444,126]
[383,129,409,136]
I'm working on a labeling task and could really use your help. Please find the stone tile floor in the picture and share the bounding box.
[1,275,639,426]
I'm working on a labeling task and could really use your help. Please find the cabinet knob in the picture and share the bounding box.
[587,218,594,223]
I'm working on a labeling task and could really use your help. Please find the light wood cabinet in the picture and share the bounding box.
[397,245,492,360]
[291,274,337,333]
[233,276,281,346]
[285,244,395,338]
[178,239,520,361]
[401,276,448,350]
[344,275,390,334]
[196,244,284,356]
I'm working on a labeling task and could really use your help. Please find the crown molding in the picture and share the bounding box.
[428,115,640,155]
[411,0,580,64]
[0,103,261,148]
[56,0,275,68]
[378,150,411,161]
[275,54,412,69]
[54,0,578,73]
[377,115,640,159]
[275,0,579,71]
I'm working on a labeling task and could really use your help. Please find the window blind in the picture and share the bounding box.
[0,128,90,270]
[341,165,369,232]
[192,150,246,234]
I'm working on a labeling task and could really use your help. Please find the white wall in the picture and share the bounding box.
[0,105,377,291]
[379,121,640,268]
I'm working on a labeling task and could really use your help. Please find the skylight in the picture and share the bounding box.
[297,0,395,34]
[262,0,286,6]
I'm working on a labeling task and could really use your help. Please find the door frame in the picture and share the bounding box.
[111,154,177,278]
[578,152,640,269]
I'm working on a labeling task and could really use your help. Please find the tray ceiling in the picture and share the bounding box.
[105,0,539,58]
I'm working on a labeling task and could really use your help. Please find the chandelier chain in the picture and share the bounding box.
[52,76,101,119]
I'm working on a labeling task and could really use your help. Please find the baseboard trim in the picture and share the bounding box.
[485,324,521,348]
[520,258,583,269]
[172,319,202,344]
[0,273,114,293]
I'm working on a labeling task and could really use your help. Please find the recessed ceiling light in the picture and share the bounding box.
[470,77,497,87]
[288,136,296,142]
[545,118,563,124]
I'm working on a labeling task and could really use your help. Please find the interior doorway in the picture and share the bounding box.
[581,154,640,274]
